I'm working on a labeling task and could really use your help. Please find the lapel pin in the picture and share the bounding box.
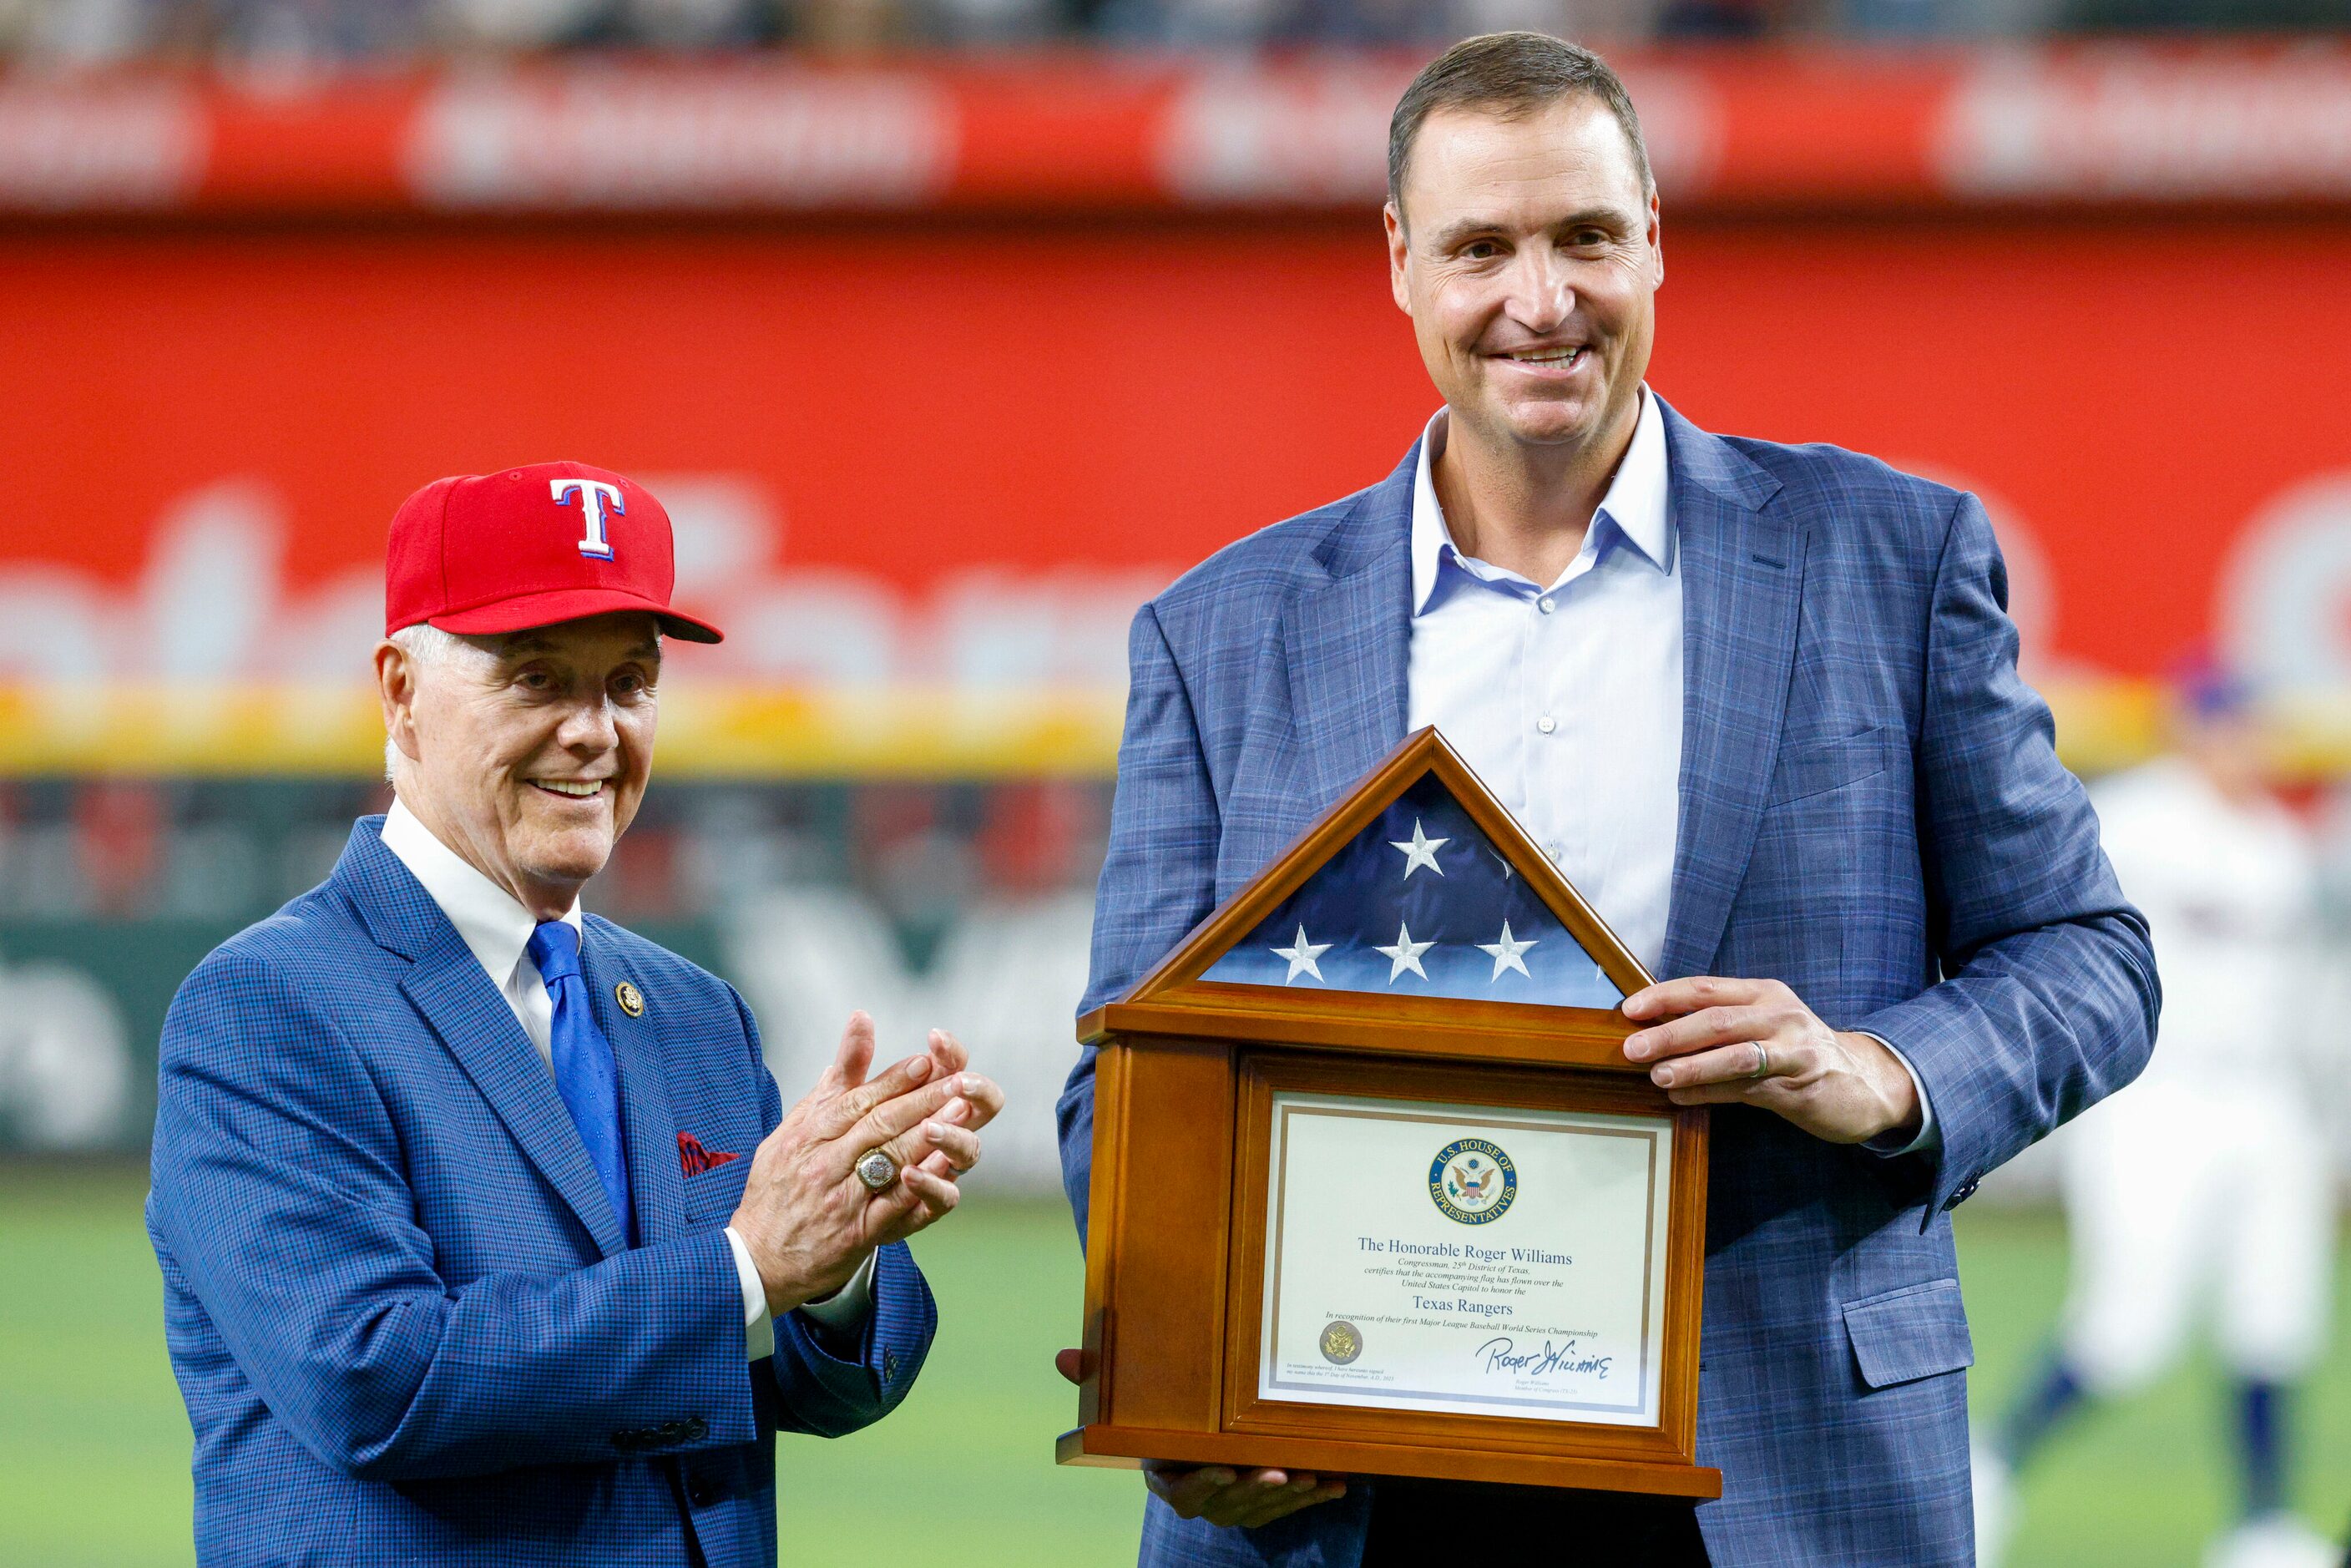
[614,981,645,1018]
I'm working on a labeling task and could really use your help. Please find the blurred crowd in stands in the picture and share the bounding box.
[0,776,1110,1173]
[0,776,1107,928]
[0,0,2334,61]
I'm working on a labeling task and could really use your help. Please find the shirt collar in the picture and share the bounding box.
[1410,385,1674,615]
[381,797,582,989]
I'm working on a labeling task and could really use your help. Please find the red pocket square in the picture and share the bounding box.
[677,1132,741,1177]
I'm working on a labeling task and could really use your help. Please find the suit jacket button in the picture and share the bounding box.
[611,1429,639,1451]
[684,1416,708,1440]
[883,1350,898,1381]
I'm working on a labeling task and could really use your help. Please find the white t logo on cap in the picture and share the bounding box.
[550,478,624,560]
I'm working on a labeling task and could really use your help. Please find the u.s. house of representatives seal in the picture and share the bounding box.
[1429,1138,1518,1224]
[1319,1320,1363,1364]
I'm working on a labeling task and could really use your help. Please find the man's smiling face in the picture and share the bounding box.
[385,611,660,915]
[1387,94,1661,458]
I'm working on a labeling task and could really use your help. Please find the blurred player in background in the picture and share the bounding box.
[1979,667,2334,1568]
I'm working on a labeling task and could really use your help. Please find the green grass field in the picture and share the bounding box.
[4,1164,2348,1566]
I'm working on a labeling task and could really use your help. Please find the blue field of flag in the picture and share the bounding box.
[1201,772,1620,1009]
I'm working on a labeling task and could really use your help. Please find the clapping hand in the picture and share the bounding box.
[729,1013,1004,1315]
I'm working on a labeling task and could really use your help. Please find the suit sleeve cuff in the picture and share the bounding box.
[1858,1032,1940,1157]
[724,1227,877,1363]
[794,1251,877,1339]
[724,1225,775,1363]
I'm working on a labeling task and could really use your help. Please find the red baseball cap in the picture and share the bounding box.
[385,461,723,644]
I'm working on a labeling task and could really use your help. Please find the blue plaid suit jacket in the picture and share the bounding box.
[1058,402,2157,1568]
[149,817,937,1567]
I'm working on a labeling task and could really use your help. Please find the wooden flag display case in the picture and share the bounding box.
[1058,728,1719,1499]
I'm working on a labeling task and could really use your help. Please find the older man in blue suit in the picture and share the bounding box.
[1057,33,2156,1568]
[149,461,1003,1566]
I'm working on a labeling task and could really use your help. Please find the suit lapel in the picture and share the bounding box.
[1281,457,1415,812]
[401,954,630,1257]
[582,928,686,1247]
[1658,404,1801,980]
[334,818,629,1258]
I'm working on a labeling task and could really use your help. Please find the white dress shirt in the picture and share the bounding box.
[1403,392,1935,1152]
[380,799,873,1360]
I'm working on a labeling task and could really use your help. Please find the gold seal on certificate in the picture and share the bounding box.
[1060,730,1718,1500]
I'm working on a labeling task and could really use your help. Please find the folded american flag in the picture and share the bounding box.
[1201,771,1619,1009]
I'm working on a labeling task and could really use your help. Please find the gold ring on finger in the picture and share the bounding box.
[853,1147,900,1193]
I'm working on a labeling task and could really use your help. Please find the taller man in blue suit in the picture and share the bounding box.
[1058,33,2157,1568]
[149,461,1004,1566]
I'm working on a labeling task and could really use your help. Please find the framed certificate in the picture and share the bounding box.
[1254,1088,1671,1426]
[1060,729,1718,1499]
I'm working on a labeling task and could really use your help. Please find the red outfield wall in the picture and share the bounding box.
[7,52,2351,776]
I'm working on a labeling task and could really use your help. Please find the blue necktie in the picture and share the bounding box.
[526,920,636,1247]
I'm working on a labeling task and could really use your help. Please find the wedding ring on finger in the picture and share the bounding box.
[853,1147,901,1193]
[1749,1043,1772,1080]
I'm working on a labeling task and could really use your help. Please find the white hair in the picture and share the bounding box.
[382,623,496,783]
[387,620,483,667]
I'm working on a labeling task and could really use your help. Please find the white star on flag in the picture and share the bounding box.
[1390,818,1449,878]
[1476,920,1538,981]
[1374,921,1435,983]
[1271,925,1332,984]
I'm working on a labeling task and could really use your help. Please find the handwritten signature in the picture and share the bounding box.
[1474,1337,1612,1380]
